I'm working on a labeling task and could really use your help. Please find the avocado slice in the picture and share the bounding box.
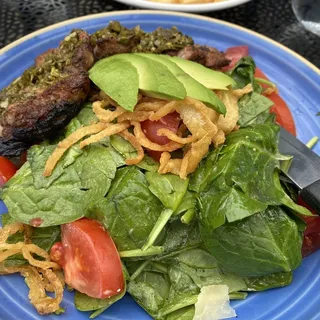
[165,55,234,90]
[137,53,226,114]
[103,53,187,101]
[89,59,139,111]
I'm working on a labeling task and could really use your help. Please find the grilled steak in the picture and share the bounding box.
[175,45,230,69]
[0,29,94,156]
[91,21,194,60]
[0,22,230,157]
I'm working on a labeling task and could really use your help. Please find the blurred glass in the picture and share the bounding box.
[292,0,320,36]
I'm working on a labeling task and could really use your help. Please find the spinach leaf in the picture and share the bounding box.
[229,56,261,92]
[245,272,292,291]
[201,206,302,277]
[74,290,125,315]
[128,247,246,319]
[170,249,247,293]
[157,220,202,258]
[89,166,163,251]
[175,191,196,216]
[75,285,126,319]
[199,178,267,229]
[189,148,221,193]
[65,103,98,136]
[238,92,274,127]
[74,263,130,318]
[166,306,195,320]
[127,271,172,317]
[142,173,189,250]
[2,143,118,227]
[274,172,313,216]
[145,172,189,212]
[198,124,284,229]
[110,134,159,172]
[1,214,60,266]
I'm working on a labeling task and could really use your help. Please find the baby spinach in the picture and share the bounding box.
[90,166,163,251]
[157,220,202,259]
[238,92,274,127]
[142,173,189,250]
[2,143,118,227]
[245,272,293,291]
[128,247,247,319]
[166,306,195,320]
[229,56,261,92]
[110,134,159,172]
[75,286,126,319]
[175,191,196,216]
[145,172,189,212]
[65,103,98,136]
[201,206,302,277]
[198,124,285,229]
[189,147,221,193]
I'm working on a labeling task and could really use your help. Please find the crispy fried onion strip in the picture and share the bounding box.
[118,130,145,165]
[157,128,196,144]
[93,101,125,123]
[0,223,64,314]
[132,121,183,152]
[44,122,108,176]
[0,265,63,315]
[79,122,130,149]
[44,85,251,178]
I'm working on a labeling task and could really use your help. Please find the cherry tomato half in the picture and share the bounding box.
[0,156,17,187]
[141,111,180,161]
[50,218,124,299]
[221,46,249,71]
[254,68,297,136]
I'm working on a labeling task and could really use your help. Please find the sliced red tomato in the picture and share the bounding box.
[50,218,124,299]
[254,68,297,136]
[0,156,17,187]
[221,46,249,71]
[141,111,180,161]
[298,195,320,257]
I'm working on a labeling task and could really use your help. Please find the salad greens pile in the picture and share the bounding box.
[0,57,312,319]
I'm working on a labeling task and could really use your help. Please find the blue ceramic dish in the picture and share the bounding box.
[0,11,319,320]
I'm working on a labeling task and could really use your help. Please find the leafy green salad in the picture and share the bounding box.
[0,54,313,320]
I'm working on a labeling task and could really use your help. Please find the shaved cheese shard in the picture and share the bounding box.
[193,285,236,320]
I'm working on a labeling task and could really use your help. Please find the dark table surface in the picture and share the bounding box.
[0,0,319,67]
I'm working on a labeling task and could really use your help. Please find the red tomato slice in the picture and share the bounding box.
[50,218,124,299]
[254,68,297,136]
[141,111,180,161]
[221,46,249,71]
[0,156,17,187]
[298,195,320,257]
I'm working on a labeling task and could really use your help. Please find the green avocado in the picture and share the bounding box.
[107,53,186,101]
[89,59,139,111]
[166,55,234,90]
[137,53,226,114]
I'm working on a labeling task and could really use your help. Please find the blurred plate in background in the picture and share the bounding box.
[113,0,251,12]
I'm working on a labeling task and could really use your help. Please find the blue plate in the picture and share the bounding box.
[0,11,320,320]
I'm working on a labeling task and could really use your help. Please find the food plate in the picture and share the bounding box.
[113,0,251,13]
[0,10,320,320]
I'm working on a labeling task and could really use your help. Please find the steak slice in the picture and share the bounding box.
[0,29,94,156]
[174,45,230,69]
